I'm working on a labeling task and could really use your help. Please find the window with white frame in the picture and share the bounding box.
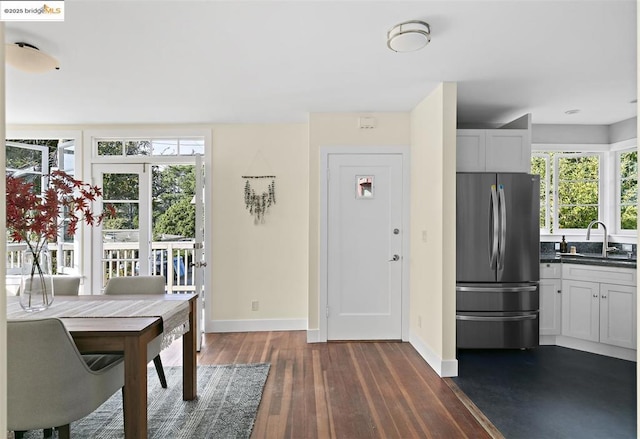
[531,153,550,232]
[617,149,637,232]
[96,138,204,157]
[531,151,602,233]
[556,152,600,230]
[6,139,77,274]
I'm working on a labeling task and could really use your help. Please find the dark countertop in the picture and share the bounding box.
[540,252,637,269]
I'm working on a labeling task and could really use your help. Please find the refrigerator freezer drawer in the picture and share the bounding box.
[456,312,539,349]
[456,283,539,312]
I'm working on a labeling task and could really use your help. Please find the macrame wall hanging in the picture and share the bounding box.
[243,175,276,224]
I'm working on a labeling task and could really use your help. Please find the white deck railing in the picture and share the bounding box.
[7,241,196,294]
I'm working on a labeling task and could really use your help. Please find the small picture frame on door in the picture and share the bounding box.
[356,175,374,199]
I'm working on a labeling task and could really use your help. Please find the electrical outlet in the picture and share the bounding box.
[251,300,259,311]
[554,242,560,251]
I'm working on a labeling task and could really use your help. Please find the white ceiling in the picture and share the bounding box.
[4,0,637,126]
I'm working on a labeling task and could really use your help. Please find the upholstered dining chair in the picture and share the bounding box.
[104,275,168,388]
[50,275,82,296]
[14,275,81,296]
[7,318,124,439]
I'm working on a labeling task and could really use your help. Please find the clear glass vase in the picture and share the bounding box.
[19,245,54,312]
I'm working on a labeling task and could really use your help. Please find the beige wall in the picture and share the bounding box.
[409,83,458,374]
[210,124,309,327]
[307,113,411,331]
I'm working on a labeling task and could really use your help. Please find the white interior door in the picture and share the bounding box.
[327,153,403,340]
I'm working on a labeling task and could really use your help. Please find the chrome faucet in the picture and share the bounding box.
[586,220,608,258]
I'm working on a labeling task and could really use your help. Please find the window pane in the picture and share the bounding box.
[97,141,123,156]
[558,181,598,205]
[6,145,43,170]
[531,156,547,230]
[125,140,151,156]
[558,205,598,229]
[558,156,599,180]
[62,144,75,175]
[151,165,196,240]
[620,151,638,178]
[180,139,205,155]
[152,139,178,155]
[621,179,637,203]
[621,205,637,230]
[556,153,599,230]
[618,150,638,231]
[102,202,139,231]
[103,173,139,200]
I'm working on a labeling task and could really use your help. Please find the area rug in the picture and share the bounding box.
[22,363,270,439]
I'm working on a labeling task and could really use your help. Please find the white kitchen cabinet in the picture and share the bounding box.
[599,283,636,349]
[540,263,562,335]
[456,129,531,172]
[561,279,600,342]
[561,264,636,349]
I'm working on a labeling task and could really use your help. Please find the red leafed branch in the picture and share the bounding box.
[6,170,115,257]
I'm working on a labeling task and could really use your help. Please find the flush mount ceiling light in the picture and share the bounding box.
[6,42,59,73]
[387,20,431,52]
[565,109,581,115]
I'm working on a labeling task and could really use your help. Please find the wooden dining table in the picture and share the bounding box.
[7,293,198,438]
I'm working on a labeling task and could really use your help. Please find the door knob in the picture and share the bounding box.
[389,254,400,262]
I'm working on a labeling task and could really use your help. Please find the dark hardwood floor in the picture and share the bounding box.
[163,331,494,438]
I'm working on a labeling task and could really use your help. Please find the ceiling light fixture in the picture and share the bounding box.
[387,20,431,52]
[565,109,580,115]
[6,42,59,73]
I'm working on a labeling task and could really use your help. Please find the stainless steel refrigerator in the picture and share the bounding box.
[456,172,540,349]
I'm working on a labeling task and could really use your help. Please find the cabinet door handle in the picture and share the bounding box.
[557,289,561,294]
[602,295,607,299]
[593,294,599,298]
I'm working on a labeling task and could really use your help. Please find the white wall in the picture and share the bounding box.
[532,124,609,144]
[209,123,309,332]
[409,83,458,377]
[610,117,637,143]
[533,119,637,145]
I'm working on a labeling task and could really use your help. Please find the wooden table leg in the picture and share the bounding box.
[123,334,148,438]
[183,298,197,400]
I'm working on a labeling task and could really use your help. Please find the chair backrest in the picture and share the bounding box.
[104,275,166,295]
[7,318,123,431]
[52,275,81,296]
[14,275,81,296]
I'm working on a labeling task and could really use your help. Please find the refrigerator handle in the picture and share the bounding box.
[498,184,506,270]
[489,185,499,269]
[456,314,537,322]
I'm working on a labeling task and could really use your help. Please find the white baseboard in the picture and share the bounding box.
[206,318,307,333]
[306,329,321,343]
[409,331,458,377]
[538,335,635,362]
[554,335,637,362]
[539,335,557,345]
